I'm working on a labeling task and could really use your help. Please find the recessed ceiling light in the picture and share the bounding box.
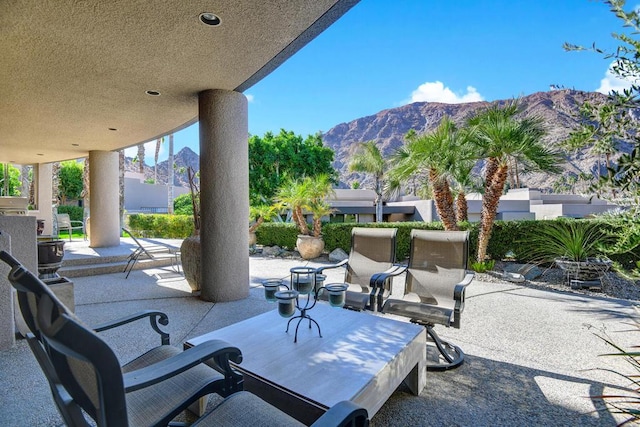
[108,128,117,131]
[37,153,43,156]
[145,90,161,96]
[72,143,79,146]
[199,12,221,26]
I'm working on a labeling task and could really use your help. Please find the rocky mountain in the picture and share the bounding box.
[125,89,636,193]
[124,147,199,187]
[322,89,635,191]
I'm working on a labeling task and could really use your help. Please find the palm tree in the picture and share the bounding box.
[167,134,174,214]
[349,141,386,222]
[389,117,470,231]
[275,174,334,237]
[136,144,145,174]
[154,137,164,184]
[468,101,563,262]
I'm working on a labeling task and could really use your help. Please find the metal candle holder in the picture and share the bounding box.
[262,267,348,343]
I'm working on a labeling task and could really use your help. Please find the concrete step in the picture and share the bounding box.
[59,256,177,278]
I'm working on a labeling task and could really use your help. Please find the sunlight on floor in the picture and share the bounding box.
[534,376,599,419]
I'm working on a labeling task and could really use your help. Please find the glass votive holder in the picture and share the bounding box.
[290,266,316,295]
[325,283,348,308]
[314,273,326,293]
[262,278,284,302]
[275,290,299,318]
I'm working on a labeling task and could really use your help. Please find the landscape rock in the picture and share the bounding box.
[329,248,348,262]
[262,246,282,257]
[503,263,542,280]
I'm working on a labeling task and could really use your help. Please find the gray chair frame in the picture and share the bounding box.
[375,230,474,371]
[55,213,86,241]
[316,227,401,311]
[0,250,243,427]
[122,228,179,278]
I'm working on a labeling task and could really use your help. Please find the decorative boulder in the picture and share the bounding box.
[329,248,349,263]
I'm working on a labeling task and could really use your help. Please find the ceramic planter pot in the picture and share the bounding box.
[180,235,201,293]
[296,235,324,260]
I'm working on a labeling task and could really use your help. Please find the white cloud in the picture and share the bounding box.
[408,81,484,104]
[245,93,255,103]
[596,62,637,94]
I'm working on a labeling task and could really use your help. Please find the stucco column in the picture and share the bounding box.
[199,89,249,302]
[89,151,120,247]
[35,163,53,235]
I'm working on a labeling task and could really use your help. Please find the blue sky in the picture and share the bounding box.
[132,0,629,164]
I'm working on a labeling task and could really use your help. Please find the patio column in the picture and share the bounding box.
[89,151,120,247]
[198,89,249,302]
[35,163,54,235]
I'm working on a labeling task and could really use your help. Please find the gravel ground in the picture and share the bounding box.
[477,261,640,301]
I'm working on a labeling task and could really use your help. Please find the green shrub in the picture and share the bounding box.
[255,222,299,249]
[57,205,84,222]
[127,214,194,238]
[173,193,194,215]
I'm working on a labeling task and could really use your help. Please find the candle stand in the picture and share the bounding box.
[261,267,348,343]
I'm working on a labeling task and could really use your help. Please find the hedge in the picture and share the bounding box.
[126,214,639,271]
[57,205,84,222]
[127,214,194,238]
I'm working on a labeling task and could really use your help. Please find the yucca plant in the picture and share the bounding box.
[522,219,613,263]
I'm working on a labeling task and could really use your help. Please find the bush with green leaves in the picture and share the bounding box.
[57,205,84,222]
[173,193,194,216]
[127,214,194,238]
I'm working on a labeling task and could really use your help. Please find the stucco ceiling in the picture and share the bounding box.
[0,0,358,165]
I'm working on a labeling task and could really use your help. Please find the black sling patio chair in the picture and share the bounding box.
[0,250,243,427]
[375,230,474,371]
[35,286,370,427]
[316,227,402,311]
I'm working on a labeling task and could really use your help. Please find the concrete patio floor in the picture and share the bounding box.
[1,241,639,426]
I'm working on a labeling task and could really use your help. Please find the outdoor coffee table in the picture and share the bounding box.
[185,303,426,424]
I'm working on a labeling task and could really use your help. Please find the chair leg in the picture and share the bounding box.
[425,326,464,371]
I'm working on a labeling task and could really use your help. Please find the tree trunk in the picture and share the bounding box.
[455,191,468,222]
[293,206,308,235]
[119,150,124,228]
[137,144,145,174]
[477,163,508,262]
[375,176,383,223]
[168,134,174,214]
[429,169,458,231]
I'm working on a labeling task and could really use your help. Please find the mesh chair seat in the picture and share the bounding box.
[382,299,453,327]
[124,346,225,427]
[193,391,304,427]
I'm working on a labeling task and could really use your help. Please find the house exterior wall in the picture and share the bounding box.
[124,176,189,213]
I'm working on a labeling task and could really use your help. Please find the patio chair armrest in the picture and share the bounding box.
[452,272,474,328]
[123,339,242,392]
[92,310,171,345]
[311,400,369,427]
[370,264,407,311]
[315,258,349,274]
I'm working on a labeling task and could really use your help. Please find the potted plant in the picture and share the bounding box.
[523,219,614,288]
[275,174,334,259]
[249,204,276,247]
[180,167,201,292]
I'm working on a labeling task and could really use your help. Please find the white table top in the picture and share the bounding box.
[186,302,425,414]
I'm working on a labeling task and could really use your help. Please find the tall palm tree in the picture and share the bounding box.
[389,117,470,231]
[349,141,385,222]
[136,143,145,174]
[167,134,174,214]
[468,101,563,262]
[154,137,164,184]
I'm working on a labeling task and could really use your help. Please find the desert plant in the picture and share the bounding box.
[471,259,495,273]
[522,219,614,263]
[275,174,334,238]
[249,204,277,233]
